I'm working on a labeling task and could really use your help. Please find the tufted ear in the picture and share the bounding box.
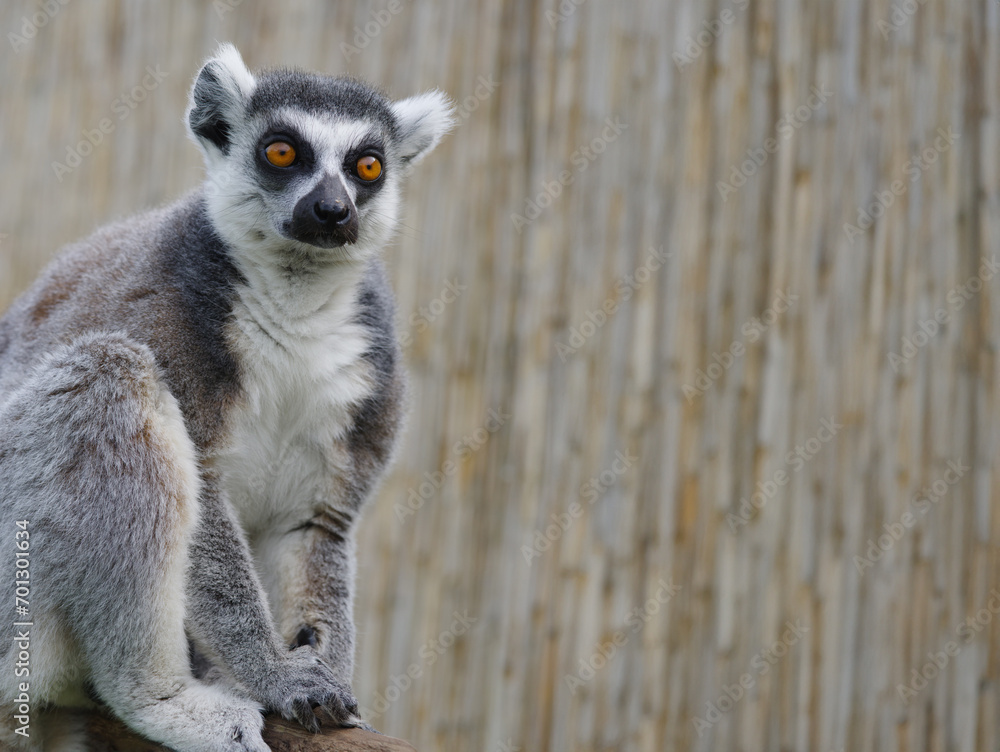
[391,90,455,166]
[186,43,256,155]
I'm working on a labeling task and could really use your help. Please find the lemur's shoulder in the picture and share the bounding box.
[0,192,245,447]
[0,192,228,339]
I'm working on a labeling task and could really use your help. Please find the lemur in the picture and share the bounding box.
[0,44,453,751]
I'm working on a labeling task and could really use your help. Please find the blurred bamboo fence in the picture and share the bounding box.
[1,1,998,751]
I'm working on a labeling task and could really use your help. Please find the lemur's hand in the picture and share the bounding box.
[261,646,362,732]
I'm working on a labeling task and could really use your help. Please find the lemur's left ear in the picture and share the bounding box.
[391,90,455,166]
[187,43,256,155]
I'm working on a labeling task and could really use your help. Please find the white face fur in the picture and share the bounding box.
[187,44,454,267]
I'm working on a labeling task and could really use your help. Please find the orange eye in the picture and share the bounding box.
[356,155,382,181]
[265,141,296,167]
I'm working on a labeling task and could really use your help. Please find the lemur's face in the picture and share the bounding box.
[187,45,453,261]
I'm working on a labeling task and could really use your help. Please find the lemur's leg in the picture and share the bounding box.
[251,373,405,728]
[252,509,374,730]
[183,476,364,731]
[0,333,268,752]
[255,510,359,681]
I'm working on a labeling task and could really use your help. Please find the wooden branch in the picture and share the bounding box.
[261,719,416,752]
[82,712,416,751]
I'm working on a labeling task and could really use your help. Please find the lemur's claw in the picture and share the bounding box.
[342,715,381,733]
[263,647,360,732]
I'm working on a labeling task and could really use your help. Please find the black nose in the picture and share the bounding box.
[290,174,360,248]
[313,199,351,225]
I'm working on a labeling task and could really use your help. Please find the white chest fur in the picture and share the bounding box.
[211,262,375,533]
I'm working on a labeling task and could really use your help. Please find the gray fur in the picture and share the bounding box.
[246,70,399,137]
[0,43,452,751]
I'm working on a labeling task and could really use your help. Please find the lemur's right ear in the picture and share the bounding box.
[187,43,255,155]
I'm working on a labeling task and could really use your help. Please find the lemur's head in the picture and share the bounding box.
[187,44,453,261]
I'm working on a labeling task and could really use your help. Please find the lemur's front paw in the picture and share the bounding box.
[263,646,361,732]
